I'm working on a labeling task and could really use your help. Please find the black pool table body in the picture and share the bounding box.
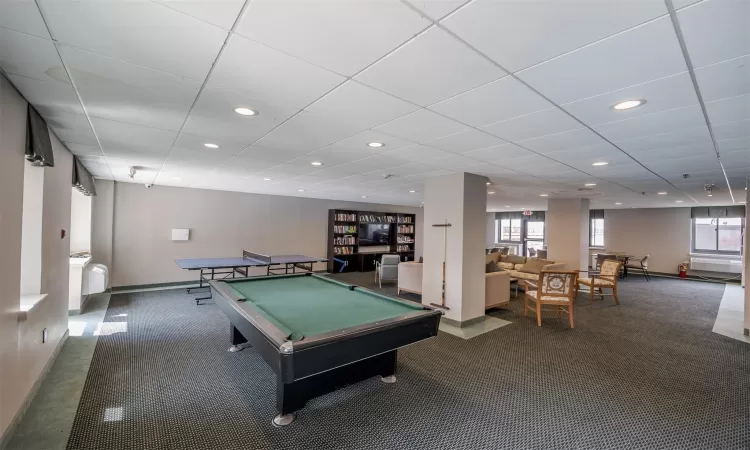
[209,273,442,426]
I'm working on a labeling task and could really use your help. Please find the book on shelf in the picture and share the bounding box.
[335,213,357,221]
[396,245,413,252]
[397,216,413,224]
[396,236,415,244]
[334,225,357,233]
[333,246,354,255]
[397,225,414,234]
[359,214,396,223]
[334,235,356,245]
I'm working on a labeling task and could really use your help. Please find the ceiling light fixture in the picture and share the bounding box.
[361,195,367,199]
[486,182,491,185]
[234,107,257,116]
[612,99,646,110]
[310,161,323,166]
[172,177,181,180]
[409,190,416,193]
[505,205,510,208]
[204,143,219,149]
[615,202,622,205]
[584,183,597,187]
[592,161,609,166]
[540,194,548,197]
[708,194,713,197]
[657,192,667,195]
[298,189,305,192]
[263,177,272,181]
[676,200,683,203]
[488,191,496,195]
[367,142,384,148]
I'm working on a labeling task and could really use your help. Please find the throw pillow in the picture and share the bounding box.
[519,258,552,274]
[485,261,502,273]
[506,254,526,265]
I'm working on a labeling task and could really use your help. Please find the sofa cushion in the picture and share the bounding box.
[486,261,502,273]
[514,271,539,281]
[514,264,525,271]
[485,254,501,265]
[505,254,526,265]
[497,262,515,270]
[519,258,552,274]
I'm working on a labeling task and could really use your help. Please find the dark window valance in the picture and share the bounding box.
[25,105,54,167]
[72,157,97,196]
[496,211,545,221]
[691,206,745,219]
[590,209,604,220]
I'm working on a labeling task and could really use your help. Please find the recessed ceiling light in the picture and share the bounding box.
[172,177,181,180]
[310,161,323,166]
[615,202,622,205]
[540,194,548,197]
[298,189,305,192]
[592,161,609,166]
[361,195,367,199]
[657,192,667,195]
[486,182,491,185]
[204,143,219,149]
[488,191,495,195]
[505,205,510,208]
[676,200,683,203]
[409,190,416,193]
[234,107,257,116]
[739,201,746,204]
[584,183,597,187]
[367,142,384,148]
[612,99,646,110]
[263,177,272,181]
[707,194,712,197]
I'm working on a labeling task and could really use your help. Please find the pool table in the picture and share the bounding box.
[209,273,442,426]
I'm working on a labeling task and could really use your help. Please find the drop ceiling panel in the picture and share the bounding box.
[543,144,634,171]
[428,154,483,170]
[374,109,470,143]
[183,86,298,143]
[306,146,373,166]
[677,0,750,69]
[627,142,715,161]
[462,143,535,163]
[644,155,723,175]
[705,94,750,124]
[384,145,454,163]
[354,27,506,106]
[236,0,430,76]
[240,145,310,164]
[7,74,83,115]
[405,0,467,20]
[614,125,712,153]
[254,111,365,152]
[306,81,419,129]
[328,130,414,154]
[712,120,750,141]
[425,130,506,153]
[154,0,245,30]
[44,111,98,146]
[695,55,750,103]
[442,0,666,72]
[428,76,552,126]
[0,28,69,84]
[91,117,178,161]
[516,128,606,154]
[342,156,404,173]
[593,105,706,142]
[41,0,228,80]
[480,108,582,142]
[0,0,50,38]
[516,17,686,104]
[561,72,698,126]
[208,35,345,110]
[717,137,750,153]
[721,148,750,165]
[59,45,201,131]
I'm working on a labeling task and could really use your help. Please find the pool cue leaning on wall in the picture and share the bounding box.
[430,220,451,310]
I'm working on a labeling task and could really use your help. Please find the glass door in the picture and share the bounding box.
[525,220,545,257]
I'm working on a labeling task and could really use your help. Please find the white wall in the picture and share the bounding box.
[547,199,589,271]
[93,182,423,287]
[69,189,92,253]
[603,207,691,274]
[485,212,495,248]
[90,179,114,271]
[20,163,43,295]
[0,76,72,442]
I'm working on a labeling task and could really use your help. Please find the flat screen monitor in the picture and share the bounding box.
[359,224,391,246]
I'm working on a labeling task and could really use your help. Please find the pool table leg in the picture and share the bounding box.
[228,325,252,353]
[274,350,398,426]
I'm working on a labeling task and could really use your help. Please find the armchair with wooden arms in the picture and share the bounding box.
[576,259,623,305]
[521,270,579,328]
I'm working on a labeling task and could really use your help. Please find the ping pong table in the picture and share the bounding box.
[175,251,328,304]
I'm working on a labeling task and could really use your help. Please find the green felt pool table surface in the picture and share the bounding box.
[223,275,424,340]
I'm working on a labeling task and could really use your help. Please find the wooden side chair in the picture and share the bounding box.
[577,259,623,305]
[521,270,579,328]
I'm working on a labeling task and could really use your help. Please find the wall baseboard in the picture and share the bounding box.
[112,280,199,292]
[441,315,486,328]
[68,294,91,316]
[0,330,69,450]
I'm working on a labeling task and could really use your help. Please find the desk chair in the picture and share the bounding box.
[375,255,400,288]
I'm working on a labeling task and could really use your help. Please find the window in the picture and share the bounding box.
[499,218,522,241]
[692,217,744,255]
[590,218,604,247]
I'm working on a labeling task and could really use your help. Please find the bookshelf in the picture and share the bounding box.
[327,209,417,272]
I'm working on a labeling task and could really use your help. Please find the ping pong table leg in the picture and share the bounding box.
[194,268,214,305]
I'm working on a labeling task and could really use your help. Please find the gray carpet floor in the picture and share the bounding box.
[66,275,749,450]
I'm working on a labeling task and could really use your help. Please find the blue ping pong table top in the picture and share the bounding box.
[175,255,327,270]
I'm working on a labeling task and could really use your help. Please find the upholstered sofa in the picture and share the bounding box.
[397,261,510,310]
[485,254,565,283]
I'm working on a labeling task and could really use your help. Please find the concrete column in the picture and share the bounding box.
[422,172,487,325]
[546,198,590,271]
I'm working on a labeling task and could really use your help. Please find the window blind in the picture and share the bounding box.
[25,105,54,167]
[691,205,745,219]
[72,157,97,196]
[589,209,604,220]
